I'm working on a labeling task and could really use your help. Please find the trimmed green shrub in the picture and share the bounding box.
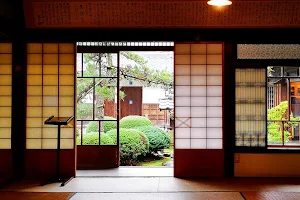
[105,128,149,165]
[135,126,171,151]
[77,132,114,145]
[86,116,117,133]
[120,115,152,129]
[86,121,98,133]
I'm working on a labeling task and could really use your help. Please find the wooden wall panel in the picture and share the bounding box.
[0,150,12,183]
[120,87,142,119]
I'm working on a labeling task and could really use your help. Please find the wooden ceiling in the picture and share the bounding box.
[23,0,300,29]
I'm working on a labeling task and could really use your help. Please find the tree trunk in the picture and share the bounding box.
[95,94,105,132]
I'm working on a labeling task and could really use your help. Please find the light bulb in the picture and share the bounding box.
[207,0,232,6]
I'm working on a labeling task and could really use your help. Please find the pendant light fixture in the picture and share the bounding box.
[207,0,232,6]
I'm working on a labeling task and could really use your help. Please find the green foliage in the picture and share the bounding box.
[77,132,114,145]
[77,103,93,120]
[86,121,99,133]
[120,115,152,129]
[268,101,300,143]
[103,116,117,133]
[105,128,149,165]
[135,126,171,151]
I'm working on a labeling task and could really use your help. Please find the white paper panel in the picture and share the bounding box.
[0,107,11,117]
[43,65,58,74]
[175,139,190,149]
[191,76,206,85]
[207,139,222,149]
[175,117,190,127]
[0,139,11,149]
[175,65,190,76]
[191,128,206,138]
[191,55,206,64]
[43,54,58,65]
[61,128,74,138]
[0,96,11,106]
[0,75,11,85]
[175,55,190,64]
[42,139,57,149]
[59,44,74,53]
[175,97,190,107]
[207,65,222,75]
[27,54,42,65]
[28,65,42,74]
[27,96,42,106]
[43,75,58,85]
[191,118,206,127]
[26,128,42,138]
[43,43,58,53]
[59,86,74,95]
[60,75,74,85]
[43,128,58,138]
[207,44,222,54]
[59,96,74,106]
[191,65,206,75]
[27,75,42,85]
[175,86,190,96]
[191,44,206,54]
[27,107,42,117]
[0,43,12,53]
[207,55,222,64]
[207,107,222,118]
[0,54,12,64]
[191,86,206,96]
[207,86,222,96]
[60,139,74,149]
[43,96,58,106]
[191,139,206,149]
[207,128,222,138]
[27,86,42,95]
[43,86,58,95]
[175,128,190,138]
[175,76,190,85]
[27,43,42,53]
[0,65,12,74]
[59,107,74,116]
[0,86,11,95]
[43,107,58,117]
[175,107,190,118]
[60,65,74,74]
[207,118,222,127]
[175,44,190,54]
[191,97,206,106]
[191,107,206,117]
[26,139,41,149]
[59,54,74,64]
[0,118,11,127]
[207,97,222,106]
[26,118,42,127]
[207,76,222,85]
[0,128,11,138]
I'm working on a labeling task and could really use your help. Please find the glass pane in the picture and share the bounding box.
[284,67,299,77]
[267,66,282,77]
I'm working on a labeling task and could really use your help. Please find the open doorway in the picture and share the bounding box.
[75,42,174,176]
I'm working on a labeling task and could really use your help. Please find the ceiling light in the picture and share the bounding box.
[207,0,232,6]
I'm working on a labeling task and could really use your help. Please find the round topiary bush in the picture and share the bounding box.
[135,126,171,151]
[105,128,149,165]
[86,121,98,133]
[86,116,117,133]
[120,115,152,129]
[79,132,114,145]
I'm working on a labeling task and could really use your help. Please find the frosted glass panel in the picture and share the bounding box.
[27,54,42,65]
[175,55,190,64]
[191,44,206,54]
[0,54,12,64]
[59,86,74,95]
[191,118,206,127]
[207,128,222,138]
[207,97,222,106]
[27,107,42,117]
[191,86,206,96]
[207,55,222,64]
[175,118,190,127]
[60,75,74,85]
[59,96,74,106]
[60,139,74,149]
[61,128,74,138]
[175,86,190,96]
[26,139,41,149]
[43,96,58,106]
[207,76,222,85]
[175,44,190,54]
[191,139,206,149]
[27,75,42,85]
[43,107,58,117]
[175,128,190,138]
[191,55,206,64]
[0,139,11,149]
[43,43,58,53]
[191,76,206,85]
[191,65,206,75]
[59,54,74,64]
[44,75,58,85]
[191,97,206,106]
[27,43,42,53]
[207,86,222,96]
[175,107,190,117]
[207,65,222,75]
[0,75,11,85]
[0,118,11,127]
[28,86,42,95]
[59,107,74,116]
[28,65,42,74]
[26,128,42,138]
[175,65,190,76]
[191,107,206,117]
[207,107,222,118]
[175,97,190,107]
[207,44,222,54]
[207,118,222,127]
[0,86,11,95]
[27,96,42,106]
[60,65,74,74]
[175,139,190,149]
[191,128,206,138]
[175,76,190,85]
[0,65,12,74]
[43,128,58,138]
[43,86,58,95]
[207,139,222,149]
[43,65,58,74]
[42,139,57,149]
[59,44,74,53]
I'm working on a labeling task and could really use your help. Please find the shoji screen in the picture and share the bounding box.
[0,43,12,149]
[174,43,223,149]
[26,43,75,149]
